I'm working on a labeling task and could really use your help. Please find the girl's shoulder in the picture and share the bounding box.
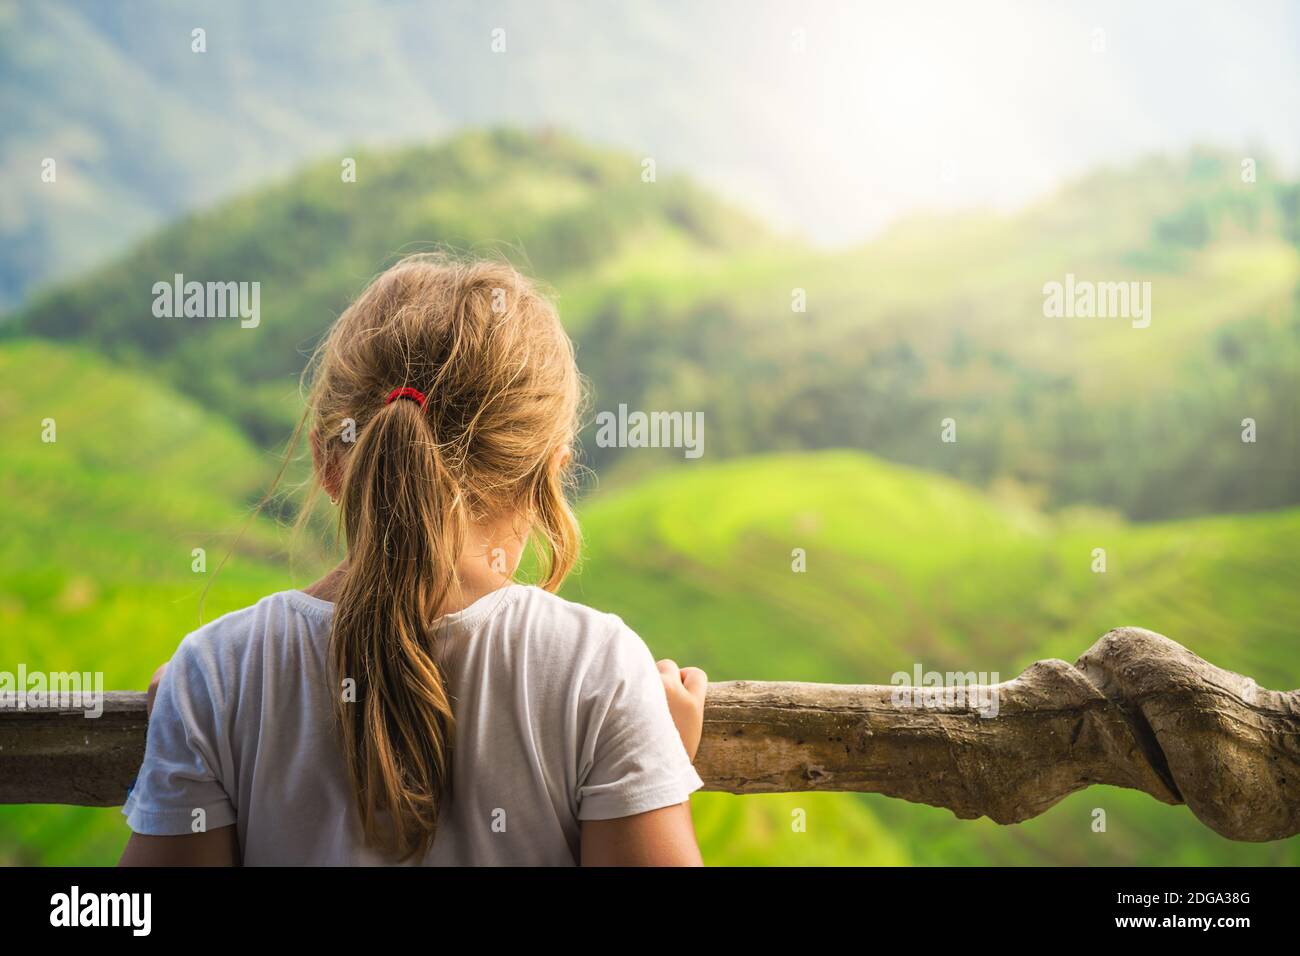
[169,589,329,681]
[497,585,656,687]
[501,584,636,643]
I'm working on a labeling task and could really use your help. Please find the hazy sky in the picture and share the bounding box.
[620,0,1300,243]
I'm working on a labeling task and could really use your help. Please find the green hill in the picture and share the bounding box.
[0,339,304,863]
[566,450,1300,864]
[7,128,777,448]
[0,339,295,656]
[571,449,1300,689]
[2,340,1295,865]
[9,131,1298,519]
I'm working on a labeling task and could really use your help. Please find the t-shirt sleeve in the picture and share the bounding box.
[121,633,237,835]
[576,618,705,821]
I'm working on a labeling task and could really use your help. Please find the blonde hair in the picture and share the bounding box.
[303,253,582,858]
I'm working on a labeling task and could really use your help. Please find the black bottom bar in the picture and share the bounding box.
[0,865,1280,940]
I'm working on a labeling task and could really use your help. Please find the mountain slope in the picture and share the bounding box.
[0,338,296,676]
[12,134,1297,519]
[0,339,302,864]
[9,128,776,446]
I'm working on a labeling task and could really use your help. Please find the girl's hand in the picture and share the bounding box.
[656,659,708,762]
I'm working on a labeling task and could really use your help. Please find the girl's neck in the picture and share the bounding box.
[301,515,526,615]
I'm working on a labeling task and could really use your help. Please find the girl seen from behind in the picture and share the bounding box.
[119,255,708,866]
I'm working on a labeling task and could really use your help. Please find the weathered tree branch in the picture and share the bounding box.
[2,628,1296,841]
[697,627,1300,842]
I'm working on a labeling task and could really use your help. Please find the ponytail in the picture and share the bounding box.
[331,395,466,859]
[300,253,583,859]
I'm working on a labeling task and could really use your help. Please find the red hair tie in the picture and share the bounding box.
[385,387,427,408]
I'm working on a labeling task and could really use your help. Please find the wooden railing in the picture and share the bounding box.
[2,627,1297,842]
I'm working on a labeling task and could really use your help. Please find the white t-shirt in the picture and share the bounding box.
[123,584,703,865]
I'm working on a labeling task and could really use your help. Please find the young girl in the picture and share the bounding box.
[119,255,708,866]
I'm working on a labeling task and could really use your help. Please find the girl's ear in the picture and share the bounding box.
[550,444,572,473]
[311,428,343,501]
